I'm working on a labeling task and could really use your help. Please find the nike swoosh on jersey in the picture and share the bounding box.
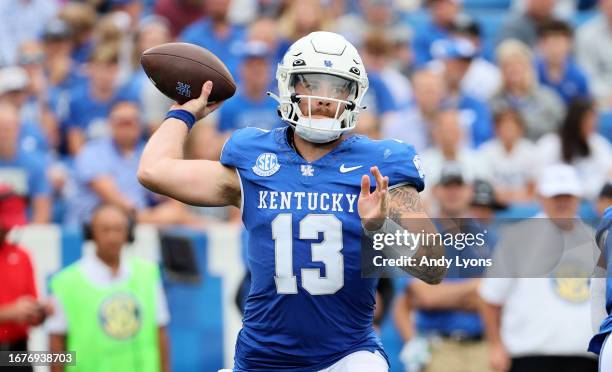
[339,164,363,173]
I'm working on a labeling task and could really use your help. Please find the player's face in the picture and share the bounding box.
[292,73,357,119]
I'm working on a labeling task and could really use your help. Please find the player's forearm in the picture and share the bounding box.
[386,186,446,284]
[138,118,189,189]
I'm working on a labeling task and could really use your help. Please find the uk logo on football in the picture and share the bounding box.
[253,153,281,177]
[176,81,191,98]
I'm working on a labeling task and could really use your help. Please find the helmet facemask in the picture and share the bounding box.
[268,31,369,143]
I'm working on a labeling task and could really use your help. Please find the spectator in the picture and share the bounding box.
[576,0,612,109]
[217,41,279,133]
[512,0,576,19]
[597,182,612,216]
[247,17,282,63]
[0,66,49,157]
[154,0,205,38]
[595,182,612,216]
[470,179,507,224]
[480,164,598,372]
[180,0,246,78]
[421,108,484,188]
[42,18,85,131]
[108,0,144,31]
[478,107,536,204]
[450,15,502,102]
[0,102,51,223]
[335,0,411,49]
[65,100,200,226]
[496,0,557,48]
[413,0,462,66]
[431,37,494,147]
[277,0,333,60]
[394,164,489,372]
[537,99,612,200]
[382,69,445,152]
[360,31,407,116]
[536,20,590,104]
[47,204,170,372]
[490,39,565,141]
[359,32,399,118]
[0,0,58,65]
[0,184,51,372]
[16,41,58,153]
[122,16,173,132]
[63,43,123,156]
[58,2,97,65]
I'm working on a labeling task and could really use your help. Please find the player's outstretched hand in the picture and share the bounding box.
[171,81,223,121]
[358,166,389,231]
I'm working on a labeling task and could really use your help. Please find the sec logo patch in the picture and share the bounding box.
[98,293,142,339]
[253,153,280,177]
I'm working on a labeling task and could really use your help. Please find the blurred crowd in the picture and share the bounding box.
[0,0,610,228]
[0,0,612,371]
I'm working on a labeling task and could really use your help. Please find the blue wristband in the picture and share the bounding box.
[165,109,196,130]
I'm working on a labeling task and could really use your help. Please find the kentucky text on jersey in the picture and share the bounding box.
[257,191,358,212]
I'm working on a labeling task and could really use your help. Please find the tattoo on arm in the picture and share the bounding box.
[388,184,424,220]
[388,184,446,284]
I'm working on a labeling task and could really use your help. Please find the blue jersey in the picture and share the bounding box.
[589,207,612,355]
[221,126,424,371]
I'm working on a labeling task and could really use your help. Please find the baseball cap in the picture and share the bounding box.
[0,184,27,231]
[240,41,270,60]
[537,164,583,198]
[438,162,466,186]
[471,179,507,210]
[42,18,72,41]
[0,66,29,96]
[431,38,476,60]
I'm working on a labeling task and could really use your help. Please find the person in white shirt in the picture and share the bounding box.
[480,164,598,372]
[450,15,502,102]
[382,69,445,152]
[421,107,485,187]
[479,106,537,204]
[576,0,612,109]
[46,204,170,372]
[537,98,612,200]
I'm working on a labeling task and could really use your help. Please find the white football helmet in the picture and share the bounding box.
[268,31,369,143]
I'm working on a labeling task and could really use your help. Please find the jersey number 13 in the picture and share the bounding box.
[272,213,344,295]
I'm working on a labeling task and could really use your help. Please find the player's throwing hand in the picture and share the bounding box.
[359,166,390,231]
[170,81,223,121]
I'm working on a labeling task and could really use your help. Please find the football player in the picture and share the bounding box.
[589,206,612,371]
[138,31,446,371]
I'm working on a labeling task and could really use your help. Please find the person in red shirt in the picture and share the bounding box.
[0,184,50,369]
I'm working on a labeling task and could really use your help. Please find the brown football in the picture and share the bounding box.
[141,42,236,104]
